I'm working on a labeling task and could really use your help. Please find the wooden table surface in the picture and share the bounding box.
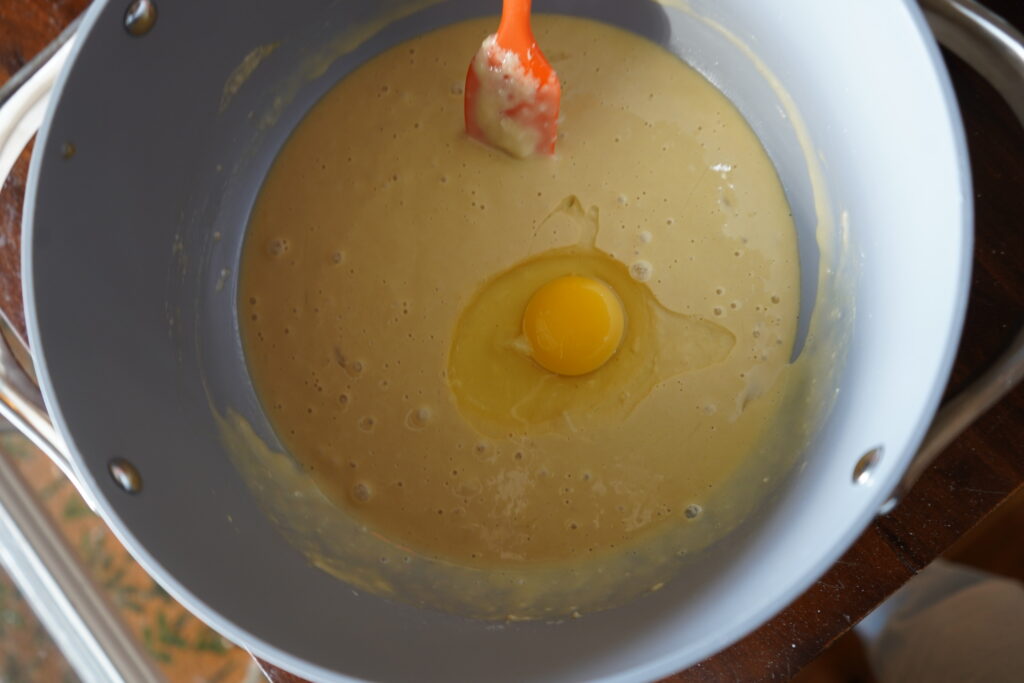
[2,1,1022,681]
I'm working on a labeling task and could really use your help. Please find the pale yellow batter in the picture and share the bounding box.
[240,16,799,569]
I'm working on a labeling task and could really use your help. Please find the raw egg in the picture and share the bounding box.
[447,197,736,437]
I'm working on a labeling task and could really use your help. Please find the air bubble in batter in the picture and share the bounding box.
[352,481,373,503]
[629,260,653,282]
[266,238,289,257]
[405,406,432,430]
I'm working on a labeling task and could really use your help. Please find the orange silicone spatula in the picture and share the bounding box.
[464,0,561,158]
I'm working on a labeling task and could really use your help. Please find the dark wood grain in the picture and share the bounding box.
[2,1,1022,681]
[0,142,30,337]
[0,0,85,80]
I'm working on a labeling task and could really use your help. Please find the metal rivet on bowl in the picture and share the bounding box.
[108,458,142,494]
[852,447,883,485]
[124,0,157,36]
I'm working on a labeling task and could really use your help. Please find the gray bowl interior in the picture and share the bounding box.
[25,0,968,681]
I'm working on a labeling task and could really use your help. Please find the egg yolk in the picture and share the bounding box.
[522,275,625,376]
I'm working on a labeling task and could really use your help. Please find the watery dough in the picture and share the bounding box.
[240,16,800,570]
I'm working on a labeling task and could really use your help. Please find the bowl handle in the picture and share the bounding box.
[0,19,165,683]
[0,23,85,496]
[885,0,1024,511]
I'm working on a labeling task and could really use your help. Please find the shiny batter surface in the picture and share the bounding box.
[240,16,799,568]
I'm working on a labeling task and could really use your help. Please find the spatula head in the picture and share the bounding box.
[464,34,561,158]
